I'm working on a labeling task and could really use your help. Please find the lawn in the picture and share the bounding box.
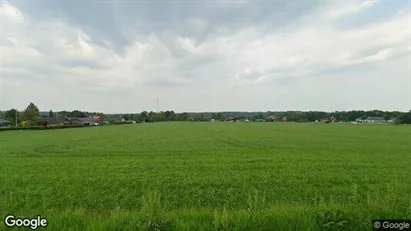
[0,122,410,230]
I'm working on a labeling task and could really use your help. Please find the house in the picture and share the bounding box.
[355,118,364,123]
[187,117,195,121]
[364,117,389,123]
[45,117,64,126]
[0,119,11,127]
[267,115,278,121]
[227,116,237,122]
[355,117,391,124]
[71,118,100,126]
[92,115,101,121]
[386,118,395,123]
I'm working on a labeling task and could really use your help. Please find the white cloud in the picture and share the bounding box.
[0,2,24,23]
[0,1,409,112]
[323,0,380,20]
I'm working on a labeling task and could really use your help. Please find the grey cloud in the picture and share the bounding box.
[176,55,221,72]
[10,0,127,52]
[4,66,68,82]
[2,38,16,47]
[143,78,185,88]
[9,0,322,53]
[3,0,410,112]
[58,59,109,69]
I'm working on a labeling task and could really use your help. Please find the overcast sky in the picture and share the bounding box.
[0,0,410,113]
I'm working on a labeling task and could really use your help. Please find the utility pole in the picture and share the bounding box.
[156,93,159,113]
[15,110,17,127]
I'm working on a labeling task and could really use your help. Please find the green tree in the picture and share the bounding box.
[254,113,264,120]
[383,114,391,121]
[23,102,40,123]
[164,110,175,121]
[57,111,68,119]
[148,111,156,121]
[196,113,206,121]
[123,114,131,121]
[68,110,88,118]
[179,112,189,121]
[49,110,54,118]
[151,111,165,122]
[399,110,411,124]
[140,111,151,122]
[2,109,19,126]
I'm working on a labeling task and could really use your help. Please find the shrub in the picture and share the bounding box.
[0,124,87,132]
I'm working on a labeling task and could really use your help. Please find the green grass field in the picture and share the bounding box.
[1,122,410,230]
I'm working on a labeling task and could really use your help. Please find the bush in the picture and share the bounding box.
[112,121,138,125]
[0,124,87,132]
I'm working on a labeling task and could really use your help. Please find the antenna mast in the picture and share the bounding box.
[156,94,159,113]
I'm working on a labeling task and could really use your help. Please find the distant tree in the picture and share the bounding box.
[57,111,68,119]
[49,110,54,117]
[22,103,40,124]
[392,111,404,119]
[123,114,131,121]
[216,113,223,120]
[399,110,411,124]
[254,113,264,120]
[383,114,391,121]
[176,112,188,121]
[196,113,206,121]
[150,111,165,122]
[3,109,19,126]
[139,111,151,122]
[34,117,47,126]
[158,111,166,121]
[68,110,88,118]
[146,111,157,122]
[164,110,175,121]
[183,112,189,121]
[211,113,217,120]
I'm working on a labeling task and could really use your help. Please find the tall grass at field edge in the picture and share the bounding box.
[1,188,410,231]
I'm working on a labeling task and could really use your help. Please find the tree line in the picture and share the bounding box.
[1,102,411,126]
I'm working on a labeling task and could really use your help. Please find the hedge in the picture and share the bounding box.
[0,124,87,132]
[0,122,140,132]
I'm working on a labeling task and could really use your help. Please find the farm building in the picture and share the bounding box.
[267,115,278,121]
[45,117,64,126]
[0,119,11,127]
[92,115,101,121]
[71,118,100,126]
[355,117,393,124]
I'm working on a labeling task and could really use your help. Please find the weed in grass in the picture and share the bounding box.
[139,191,171,231]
